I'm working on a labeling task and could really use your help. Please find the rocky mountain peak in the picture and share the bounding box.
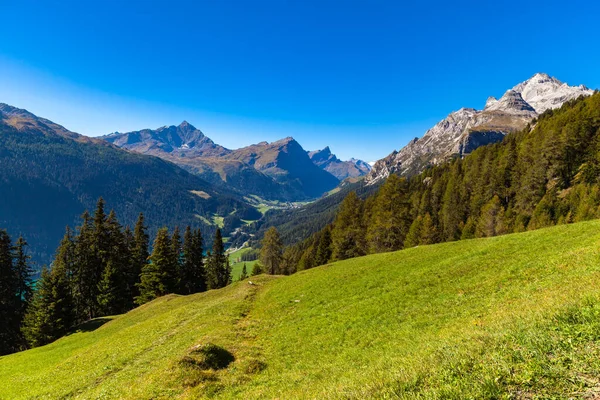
[512,73,594,113]
[485,90,536,114]
[484,96,498,109]
[366,73,595,185]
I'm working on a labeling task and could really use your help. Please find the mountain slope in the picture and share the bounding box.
[367,73,594,183]
[105,125,340,200]
[3,221,600,398]
[0,104,252,263]
[308,146,371,180]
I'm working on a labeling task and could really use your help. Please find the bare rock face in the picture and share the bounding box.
[366,73,594,184]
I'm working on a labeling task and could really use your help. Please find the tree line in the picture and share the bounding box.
[271,93,600,272]
[1,198,232,353]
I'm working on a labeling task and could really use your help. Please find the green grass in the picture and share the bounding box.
[227,247,258,281]
[4,221,600,398]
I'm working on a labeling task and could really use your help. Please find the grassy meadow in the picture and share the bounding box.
[3,221,600,398]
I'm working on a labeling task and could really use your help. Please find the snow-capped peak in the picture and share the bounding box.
[512,73,594,113]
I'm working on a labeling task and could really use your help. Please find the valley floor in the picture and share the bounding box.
[3,221,600,398]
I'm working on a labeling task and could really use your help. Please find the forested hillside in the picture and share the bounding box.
[0,113,254,264]
[282,92,600,270]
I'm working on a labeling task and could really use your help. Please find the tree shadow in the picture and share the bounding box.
[73,317,112,333]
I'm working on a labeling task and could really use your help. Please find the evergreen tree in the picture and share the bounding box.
[205,229,230,289]
[0,229,19,355]
[73,210,98,320]
[404,216,423,248]
[97,260,126,315]
[180,227,205,294]
[419,213,438,245]
[251,262,263,276]
[14,236,33,308]
[260,227,283,275]
[240,263,248,280]
[130,213,149,301]
[367,175,412,252]
[22,263,75,348]
[476,196,504,238]
[314,226,332,267]
[137,227,176,304]
[331,191,366,260]
[170,226,182,292]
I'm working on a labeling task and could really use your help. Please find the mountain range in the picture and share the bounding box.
[0,103,256,264]
[104,125,370,201]
[366,73,595,183]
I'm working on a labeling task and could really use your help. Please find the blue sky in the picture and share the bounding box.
[0,0,599,161]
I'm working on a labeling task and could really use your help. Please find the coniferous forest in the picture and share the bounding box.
[0,198,232,355]
[278,93,600,273]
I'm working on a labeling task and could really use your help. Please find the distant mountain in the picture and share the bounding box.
[104,121,230,158]
[0,104,253,264]
[307,146,371,180]
[366,73,595,183]
[226,137,340,198]
[105,125,340,200]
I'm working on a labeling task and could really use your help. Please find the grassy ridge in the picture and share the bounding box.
[2,221,600,398]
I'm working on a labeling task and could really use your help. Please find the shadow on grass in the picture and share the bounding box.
[72,317,112,333]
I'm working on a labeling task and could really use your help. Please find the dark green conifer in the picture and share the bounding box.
[205,229,230,289]
[136,227,176,304]
[260,227,283,275]
[331,191,366,260]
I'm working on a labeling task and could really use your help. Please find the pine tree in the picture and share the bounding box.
[130,213,149,302]
[136,228,176,304]
[22,263,75,348]
[170,226,182,292]
[367,175,412,252]
[260,227,283,275]
[476,196,503,237]
[12,235,33,351]
[419,213,438,245]
[0,229,19,355]
[73,210,98,320]
[331,191,366,260]
[180,227,205,294]
[404,216,423,248]
[240,264,248,280]
[205,229,230,289]
[314,226,332,267]
[251,262,262,276]
[97,260,126,315]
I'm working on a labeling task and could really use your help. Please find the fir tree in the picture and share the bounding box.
[240,263,248,280]
[367,175,412,253]
[260,227,283,275]
[73,210,98,320]
[331,191,366,260]
[130,213,149,301]
[97,260,126,315]
[313,226,332,267]
[0,229,19,355]
[180,226,205,294]
[136,228,176,304]
[170,226,182,292]
[419,213,438,245]
[404,216,423,248]
[22,263,75,348]
[205,229,230,289]
[251,262,263,276]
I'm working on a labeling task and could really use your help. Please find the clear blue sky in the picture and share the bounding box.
[0,0,598,161]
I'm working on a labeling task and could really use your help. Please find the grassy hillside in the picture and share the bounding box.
[3,221,600,398]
